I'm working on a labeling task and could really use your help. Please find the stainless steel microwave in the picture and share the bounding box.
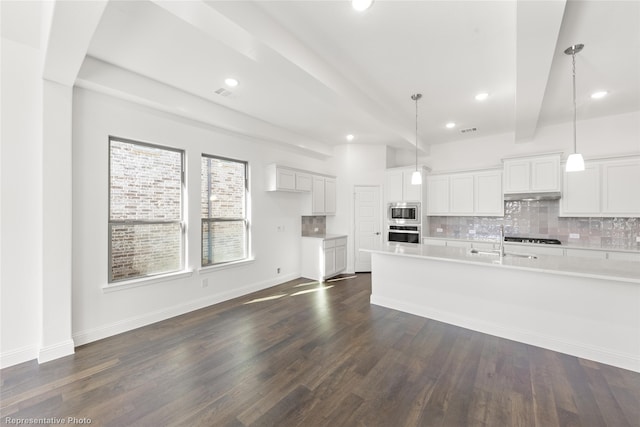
[387,202,420,224]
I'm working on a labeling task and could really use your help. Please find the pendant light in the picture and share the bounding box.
[565,44,585,172]
[411,93,422,185]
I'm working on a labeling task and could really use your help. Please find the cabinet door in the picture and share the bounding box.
[385,171,404,202]
[312,176,325,214]
[426,175,450,215]
[324,247,336,277]
[450,174,474,214]
[561,164,600,216]
[335,244,346,273]
[276,168,296,191]
[607,251,640,262]
[503,160,531,192]
[403,171,421,202]
[296,172,312,192]
[324,178,336,215]
[475,171,503,216]
[565,248,607,259]
[602,160,640,216]
[531,156,560,191]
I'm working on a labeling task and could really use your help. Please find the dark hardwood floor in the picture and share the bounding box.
[2,274,639,426]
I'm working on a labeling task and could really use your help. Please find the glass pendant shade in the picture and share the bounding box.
[411,170,422,185]
[565,153,585,172]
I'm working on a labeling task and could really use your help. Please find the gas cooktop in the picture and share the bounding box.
[504,236,562,245]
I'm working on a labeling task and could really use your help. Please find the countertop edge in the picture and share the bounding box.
[363,247,640,285]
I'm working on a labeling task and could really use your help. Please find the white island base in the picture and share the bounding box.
[368,246,640,372]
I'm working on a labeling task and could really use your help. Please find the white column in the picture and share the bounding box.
[38,79,74,363]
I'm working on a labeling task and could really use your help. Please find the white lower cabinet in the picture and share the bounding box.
[607,251,640,262]
[504,243,564,256]
[301,236,347,282]
[564,248,608,259]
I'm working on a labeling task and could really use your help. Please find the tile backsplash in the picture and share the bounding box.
[428,200,640,249]
[301,216,326,236]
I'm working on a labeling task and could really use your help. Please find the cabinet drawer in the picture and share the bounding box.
[323,239,336,249]
[335,237,347,247]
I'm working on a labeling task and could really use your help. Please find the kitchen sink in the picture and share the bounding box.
[469,248,537,259]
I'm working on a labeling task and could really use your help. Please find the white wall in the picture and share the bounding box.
[424,111,640,172]
[71,88,330,345]
[0,38,43,367]
[328,144,388,273]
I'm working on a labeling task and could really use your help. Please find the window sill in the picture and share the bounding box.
[103,270,194,293]
[199,257,255,274]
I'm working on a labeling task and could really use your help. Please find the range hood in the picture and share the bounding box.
[504,191,561,201]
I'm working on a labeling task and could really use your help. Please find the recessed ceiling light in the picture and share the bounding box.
[475,92,489,101]
[591,91,608,99]
[224,78,239,87]
[445,122,456,129]
[352,0,373,12]
[346,134,355,141]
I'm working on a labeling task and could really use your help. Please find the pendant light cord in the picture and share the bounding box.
[415,96,418,171]
[572,51,577,154]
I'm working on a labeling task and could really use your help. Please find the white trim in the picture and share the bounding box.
[0,344,39,369]
[37,339,75,364]
[75,272,299,346]
[102,270,194,293]
[198,257,255,274]
[371,295,640,373]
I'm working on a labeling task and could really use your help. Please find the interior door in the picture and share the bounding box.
[354,185,382,272]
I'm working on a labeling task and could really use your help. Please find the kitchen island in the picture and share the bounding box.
[364,243,640,372]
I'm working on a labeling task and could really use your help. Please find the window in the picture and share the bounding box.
[201,155,249,266]
[109,137,185,282]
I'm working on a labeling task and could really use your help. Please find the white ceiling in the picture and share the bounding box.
[6,0,640,157]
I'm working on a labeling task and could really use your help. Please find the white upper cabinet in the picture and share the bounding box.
[602,159,640,216]
[295,172,312,192]
[266,164,336,215]
[474,170,504,215]
[503,154,561,193]
[385,167,427,203]
[450,174,474,214]
[427,169,503,217]
[305,175,337,216]
[426,175,450,215]
[561,163,601,216]
[324,177,337,215]
[560,156,640,218]
[265,164,312,192]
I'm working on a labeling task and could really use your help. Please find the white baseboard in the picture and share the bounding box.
[38,339,75,364]
[73,272,299,346]
[371,294,640,373]
[0,344,39,369]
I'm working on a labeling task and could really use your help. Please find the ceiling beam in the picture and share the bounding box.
[514,0,566,143]
[151,0,427,154]
[42,0,108,86]
[76,57,334,158]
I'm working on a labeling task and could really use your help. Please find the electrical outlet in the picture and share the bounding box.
[636,236,640,243]
[436,228,443,233]
[202,278,209,288]
[277,267,281,274]
[569,233,580,239]
[468,230,476,235]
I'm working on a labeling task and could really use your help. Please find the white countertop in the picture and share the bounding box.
[365,243,640,284]
[302,234,347,240]
[423,236,640,253]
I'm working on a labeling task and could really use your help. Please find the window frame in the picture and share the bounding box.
[108,136,186,283]
[201,153,250,267]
